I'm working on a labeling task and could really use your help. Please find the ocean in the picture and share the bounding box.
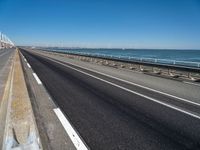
[46,48,200,68]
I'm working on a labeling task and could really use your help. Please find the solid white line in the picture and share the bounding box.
[53,108,88,150]
[183,81,200,87]
[49,58,200,119]
[33,73,42,84]
[27,63,31,68]
[60,60,200,107]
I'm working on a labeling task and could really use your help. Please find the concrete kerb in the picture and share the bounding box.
[2,49,42,150]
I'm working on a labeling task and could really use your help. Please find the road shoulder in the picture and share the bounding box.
[20,51,76,150]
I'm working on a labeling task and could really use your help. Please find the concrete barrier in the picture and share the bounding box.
[2,49,42,150]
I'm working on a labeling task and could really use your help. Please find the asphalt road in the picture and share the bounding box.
[0,48,15,94]
[21,49,200,150]
[0,49,14,71]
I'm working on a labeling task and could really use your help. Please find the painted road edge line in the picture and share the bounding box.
[52,59,200,120]
[53,108,88,150]
[33,73,42,84]
[183,81,200,87]
[31,53,200,119]
[34,51,200,107]
[27,63,31,68]
[63,60,200,107]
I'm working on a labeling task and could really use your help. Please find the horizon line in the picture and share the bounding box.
[18,45,200,51]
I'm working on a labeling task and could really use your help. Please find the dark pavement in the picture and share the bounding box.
[21,49,200,150]
[0,49,15,71]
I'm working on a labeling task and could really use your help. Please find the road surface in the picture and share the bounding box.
[0,48,15,98]
[21,49,200,150]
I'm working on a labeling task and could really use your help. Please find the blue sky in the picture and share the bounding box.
[0,0,200,49]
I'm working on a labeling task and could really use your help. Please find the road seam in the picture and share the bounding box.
[53,108,88,150]
[33,73,42,85]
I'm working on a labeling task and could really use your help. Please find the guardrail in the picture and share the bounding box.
[43,49,200,69]
[28,48,200,81]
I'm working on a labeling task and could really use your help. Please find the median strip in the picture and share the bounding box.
[2,49,42,149]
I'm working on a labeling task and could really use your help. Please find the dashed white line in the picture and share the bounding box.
[33,73,42,84]
[27,63,31,68]
[24,58,27,62]
[53,108,88,150]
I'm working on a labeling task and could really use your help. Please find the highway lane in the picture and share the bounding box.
[0,49,14,71]
[36,50,200,103]
[35,54,200,116]
[21,49,200,150]
[0,48,15,91]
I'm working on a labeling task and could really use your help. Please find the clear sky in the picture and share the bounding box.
[0,0,200,49]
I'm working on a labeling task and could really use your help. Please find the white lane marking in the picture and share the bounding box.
[24,58,27,62]
[183,81,200,87]
[49,58,200,119]
[33,73,42,84]
[59,60,200,107]
[27,63,31,68]
[53,108,88,150]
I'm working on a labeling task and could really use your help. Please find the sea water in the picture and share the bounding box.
[51,48,200,62]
